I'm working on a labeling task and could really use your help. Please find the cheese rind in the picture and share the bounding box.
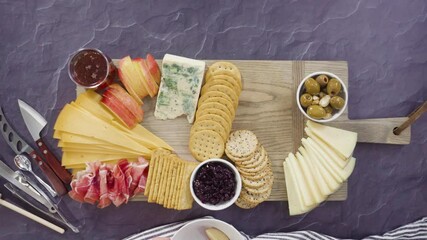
[154,54,206,123]
[307,120,357,159]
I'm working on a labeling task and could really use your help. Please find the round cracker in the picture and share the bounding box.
[196,114,231,135]
[239,146,267,170]
[241,161,272,181]
[202,78,241,96]
[241,169,274,189]
[196,108,233,130]
[197,102,235,120]
[244,173,274,195]
[190,120,228,142]
[198,91,236,110]
[206,75,242,95]
[206,62,242,89]
[226,130,259,158]
[197,97,235,118]
[236,145,263,166]
[239,185,272,204]
[202,85,239,109]
[189,130,225,162]
[235,197,258,209]
[225,148,255,162]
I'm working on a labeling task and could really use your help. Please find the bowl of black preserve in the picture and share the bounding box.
[190,159,242,211]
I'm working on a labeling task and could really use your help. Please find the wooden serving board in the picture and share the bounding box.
[76,60,411,201]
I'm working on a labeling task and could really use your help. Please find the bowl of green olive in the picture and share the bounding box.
[296,71,347,122]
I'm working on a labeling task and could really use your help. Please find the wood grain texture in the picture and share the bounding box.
[76,60,408,202]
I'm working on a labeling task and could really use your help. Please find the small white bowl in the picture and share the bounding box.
[172,218,243,240]
[190,159,241,211]
[296,71,348,122]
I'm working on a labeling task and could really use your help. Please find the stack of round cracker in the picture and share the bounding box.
[189,62,242,162]
[225,130,274,209]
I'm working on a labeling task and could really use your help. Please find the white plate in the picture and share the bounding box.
[172,219,243,240]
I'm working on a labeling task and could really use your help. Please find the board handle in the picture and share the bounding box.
[325,117,410,145]
[393,101,427,135]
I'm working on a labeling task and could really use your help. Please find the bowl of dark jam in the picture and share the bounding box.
[190,159,241,211]
[68,48,117,90]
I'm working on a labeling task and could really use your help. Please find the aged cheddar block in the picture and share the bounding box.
[154,54,205,123]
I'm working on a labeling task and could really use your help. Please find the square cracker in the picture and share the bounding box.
[148,152,164,202]
[172,161,184,209]
[166,158,180,208]
[178,162,198,210]
[164,157,177,208]
[144,152,157,196]
[158,154,172,205]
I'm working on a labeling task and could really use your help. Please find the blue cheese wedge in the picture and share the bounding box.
[154,54,205,123]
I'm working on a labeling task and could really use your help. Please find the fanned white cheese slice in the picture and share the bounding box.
[298,147,334,196]
[306,120,357,159]
[288,153,318,208]
[305,127,348,168]
[295,152,327,204]
[283,160,315,216]
[302,139,341,192]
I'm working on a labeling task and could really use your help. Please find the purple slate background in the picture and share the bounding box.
[0,0,426,239]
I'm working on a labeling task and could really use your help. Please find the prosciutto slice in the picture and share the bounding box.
[68,158,149,208]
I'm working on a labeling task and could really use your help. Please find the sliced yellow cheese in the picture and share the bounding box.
[288,153,318,208]
[295,152,327,204]
[298,147,334,196]
[305,138,345,182]
[62,151,142,166]
[74,90,114,122]
[308,138,353,181]
[302,139,341,192]
[283,160,315,216]
[307,120,357,159]
[305,127,348,168]
[54,104,149,154]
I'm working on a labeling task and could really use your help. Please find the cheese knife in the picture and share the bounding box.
[17,99,72,185]
[0,107,67,196]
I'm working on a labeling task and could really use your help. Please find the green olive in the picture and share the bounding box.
[327,78,341,96]
[316,74,329,87]
[300,93,313,108]
[307,105,326,119]
[304,78,320,95]
[323,105,333,114]
[330,96,345,110]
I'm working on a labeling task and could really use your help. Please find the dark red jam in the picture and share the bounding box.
[193,162,236,205]
[69,49,109,87]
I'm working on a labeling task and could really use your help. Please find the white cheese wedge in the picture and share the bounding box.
[298,147,334,196]
[288,153,318,208]
[306,120,357,159]
[283,160,315,216]
[301,139,341,192]
[305,138,345,182]
[295,152,327,203]
[305,127,348,168]
[154,54,206,123]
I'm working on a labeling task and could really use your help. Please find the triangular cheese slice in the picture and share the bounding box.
[298,147,334,196]
[295,152,327,204]
[288,153,318,208]
[305,127,348,168]
[307,120,357,159]
[283,160,315,216]
[302,139,341,192]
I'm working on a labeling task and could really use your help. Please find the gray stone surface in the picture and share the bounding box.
[0,0,426,239]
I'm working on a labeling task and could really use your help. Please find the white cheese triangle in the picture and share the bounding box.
[305,127,348,169]
[298,147,334,196]
[301,139,342,192]
[306,120,357,159]
[288,153,318,208]
[295,152,327,204]
[283,160,315,216]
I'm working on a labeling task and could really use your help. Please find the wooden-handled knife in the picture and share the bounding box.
[18,100,72,185]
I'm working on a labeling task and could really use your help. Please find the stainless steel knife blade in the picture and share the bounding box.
[0,107,34,155]
[17,99,47,141]
[0,159,49,208]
